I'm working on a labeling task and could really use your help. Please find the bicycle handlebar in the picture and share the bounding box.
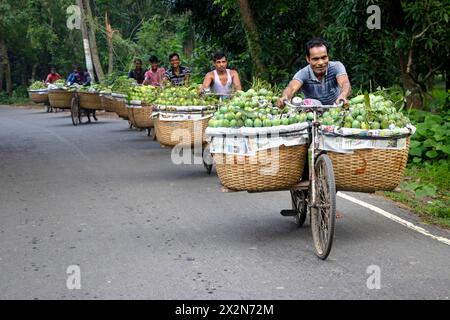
[202,91,235,98]
[283,99,344,110]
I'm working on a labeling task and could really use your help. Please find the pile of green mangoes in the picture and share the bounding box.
[319,93,411,129]
[128,85,159,104]
[153,85,218,106]
[29,81,47,90]
[111,76,136,94]
[208,88,309,128]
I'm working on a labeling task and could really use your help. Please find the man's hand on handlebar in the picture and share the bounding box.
[336,96,348,107]
[277,96,289,109]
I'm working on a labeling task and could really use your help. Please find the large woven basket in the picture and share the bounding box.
[28,90,48,103]
[154,116,210,147]
[328,136,410,192]
[78,92,102,110]
[112,95,128,119]
[101,94,115,112]
[48,89,73,110]
[214,144,308,192]
[128,105,154,129]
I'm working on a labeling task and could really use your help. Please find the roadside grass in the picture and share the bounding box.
[0,90,30,105]
[385,162,450,229]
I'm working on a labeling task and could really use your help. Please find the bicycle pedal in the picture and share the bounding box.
[280,210,297,217]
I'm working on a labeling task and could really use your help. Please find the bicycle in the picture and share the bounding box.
[280,98,344,260]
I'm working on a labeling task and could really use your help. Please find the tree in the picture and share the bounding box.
[77,0,95,82]
[78,0,104,82]
[324,0,450,109]
[235,0,268,80]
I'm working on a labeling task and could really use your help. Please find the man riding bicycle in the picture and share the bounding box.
[277,37,351,108]
[278,38,352,219]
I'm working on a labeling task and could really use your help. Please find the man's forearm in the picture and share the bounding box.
[281,87,295,100]
[340,81,352,98]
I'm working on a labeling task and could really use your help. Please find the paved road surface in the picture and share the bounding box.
[0,105,449,300]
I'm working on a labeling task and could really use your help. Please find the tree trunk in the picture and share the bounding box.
[0,37,12,95]
[106,12,114,74]
[236,0,268,81]
[445,58,450,92]
[399,53,423,109]
[77,0,95,83]
[445,58,450,109]
[21,59,27,86]
[82,0,104,82]
[31,62,38,82]
[184,21,195,58]
[5,56,12,95]
[0,62,3,91]
[0,43,4,91]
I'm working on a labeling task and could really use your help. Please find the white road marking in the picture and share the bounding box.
[337,192,450,246]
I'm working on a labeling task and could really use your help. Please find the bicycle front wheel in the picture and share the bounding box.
[310,153,336,260]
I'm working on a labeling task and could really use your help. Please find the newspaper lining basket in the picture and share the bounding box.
[214,144,308,192]
[78,92,102,110]
[48,89,73,110]
[101,93,115,112]
[28,90,48,103]
[127,104,154,129]
[327,136,411,193]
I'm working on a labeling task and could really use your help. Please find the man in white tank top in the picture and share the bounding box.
[200,52,242,96]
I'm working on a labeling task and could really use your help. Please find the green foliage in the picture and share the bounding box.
[408,108,450,163]
[386,162,450,228]
[0,86,29,104]
[135,14,189,69]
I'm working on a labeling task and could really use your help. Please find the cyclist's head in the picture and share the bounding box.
[133,58,143,68]
[213,52,227,62]
[169,53,180,68]
[213,52,228,72]
[149,55,159,64]
[305,37,329,58]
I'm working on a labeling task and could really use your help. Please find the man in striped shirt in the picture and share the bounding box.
[278,37,351,107]
[163,53,191,86]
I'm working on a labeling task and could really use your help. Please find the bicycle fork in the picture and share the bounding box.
[309,113,320,209]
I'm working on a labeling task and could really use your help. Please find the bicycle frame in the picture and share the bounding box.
[283,100,343,208]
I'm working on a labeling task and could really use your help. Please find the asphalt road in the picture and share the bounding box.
[0,105,449,300]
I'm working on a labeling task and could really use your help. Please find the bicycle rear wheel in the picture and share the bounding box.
[310,154,336,260]
[202,144,213,175]
[71,95,80,126]
[291,190,307,227]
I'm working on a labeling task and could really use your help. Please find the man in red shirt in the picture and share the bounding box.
[143,56,165,87]
[45,67,61,86]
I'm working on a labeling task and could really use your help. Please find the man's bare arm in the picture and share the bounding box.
[199,72,214,93]
[277,79,302,108]
[231,70,242,91]
[202,72,214,88]
[336,74,351,104]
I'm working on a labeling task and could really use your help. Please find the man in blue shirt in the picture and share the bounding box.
[67,65,91,86]
[128,58,147,84]
[278,38,351,107]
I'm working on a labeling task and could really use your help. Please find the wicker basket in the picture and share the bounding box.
[112,95,129,119]
[28,90,49,103]
[78,92,103,110]
[48,89,73,110]
[154,116,210,147]
[328,136,410,193]
[214,144,308,192]
[101,93,115,112]
[127,104,154,129]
